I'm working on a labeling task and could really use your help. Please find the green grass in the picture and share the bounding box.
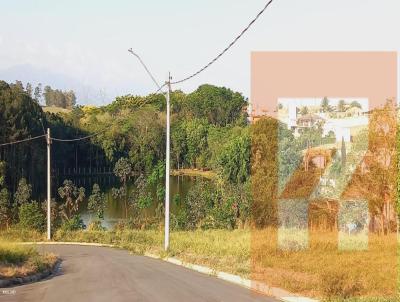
[0,241,58,278]
[0,242,36,264]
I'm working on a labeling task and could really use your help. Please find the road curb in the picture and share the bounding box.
[144,253,319,302]
[18,242,319,302]
[0,259,61,288]
[18,241,116,248]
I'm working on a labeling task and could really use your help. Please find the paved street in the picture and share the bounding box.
[0,245,278,302]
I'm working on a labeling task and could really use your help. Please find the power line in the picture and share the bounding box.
[0,135,46,147]
[171,0,275,85]
[51,130,106,143]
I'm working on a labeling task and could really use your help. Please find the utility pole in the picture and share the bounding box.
[46,128,51,240]
[164,73,171,251]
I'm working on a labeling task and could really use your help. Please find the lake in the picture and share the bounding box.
[78,175,199,229]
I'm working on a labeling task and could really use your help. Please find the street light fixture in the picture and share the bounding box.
[128,49,171,251]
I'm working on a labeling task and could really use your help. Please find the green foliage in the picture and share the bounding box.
[60,215,85,231]
[350,100,362,109]
[217,131,250,184]
[182,84,246,126]
[0,81,47,195]
[113,158,132,183]
[14,178,32,207]
[18,201,45,232]
[0,188,12,229]
[43,85,76,109]
[87,184,106,220]
[184,119,209,168]
[137,194,152,210]
[41,199,59,230]
[58,180,85,221]
[112,158,132,218]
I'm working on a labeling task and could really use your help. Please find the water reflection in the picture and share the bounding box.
[78,175,198,229]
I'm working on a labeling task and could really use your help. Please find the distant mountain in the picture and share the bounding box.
[0,64,109,105]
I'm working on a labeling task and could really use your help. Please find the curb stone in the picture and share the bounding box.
[17,242,319,302]
[144,253,319,302]
[0,259,61,288]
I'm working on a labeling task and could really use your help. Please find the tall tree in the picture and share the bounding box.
[58,180,85,221]
[112,158,132,218]
[338,99,346,112]
[25,83,33,98]
[321,97,331,113]
[88,183,106,221]
[34,83,42,103]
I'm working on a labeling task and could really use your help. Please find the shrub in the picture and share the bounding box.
[18,201,45,232]
[60,215,85,231]
[87,220,106,231]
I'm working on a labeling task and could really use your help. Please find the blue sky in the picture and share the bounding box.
[0,0,399,105]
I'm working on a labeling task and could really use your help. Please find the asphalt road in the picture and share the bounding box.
[1,245,278,302]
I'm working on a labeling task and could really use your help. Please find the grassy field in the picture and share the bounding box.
[0,228,398,301]
[0,241,57,279]
[170,168,217,179]
[42,106,71,114]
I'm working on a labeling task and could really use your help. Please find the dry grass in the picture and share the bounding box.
[0,241,58,279]
[42,106,71,114]
[252,228,398,300]
[1,228,398,300]
[170,168,217,179]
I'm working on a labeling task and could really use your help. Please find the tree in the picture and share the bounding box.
[19,201,45,231]
[43,85,75,108]
[65,90,76,109]
[25,83,33,98]
[14,80,24,91]
[217,132,250,184]
[321,97,331,113]
[112,158,132,218]
[342,100,397,234]
[183,119,209,168]
[0,162,12,229]
[350,101,362,109]
[300,106,309,115]
[338,100,346,112]
[58,180,85,221]
[34,83,42,103]
[183,85,246,126]
[0,188,11,229]
[14,178,32,207]
[88,184,106,220]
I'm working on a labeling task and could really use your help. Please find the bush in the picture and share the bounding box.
[18,201,45,232]
[60,215,86,231]
[87,220,106,231]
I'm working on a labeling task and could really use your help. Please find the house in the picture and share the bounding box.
[296,114,325,128]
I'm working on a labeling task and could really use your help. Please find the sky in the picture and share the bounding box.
[0,0,399,105]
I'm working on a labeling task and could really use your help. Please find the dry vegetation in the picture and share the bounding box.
[0,228,398,301]
[252,228,398,300]
[0,241,58,279]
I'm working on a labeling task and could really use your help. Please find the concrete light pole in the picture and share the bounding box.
[128,48,171,250]
[46,128,51,240]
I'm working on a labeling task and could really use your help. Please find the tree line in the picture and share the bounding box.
[11,80,76,109]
